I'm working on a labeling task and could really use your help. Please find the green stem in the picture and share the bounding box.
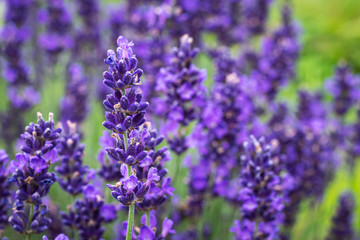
[173,153,182,187]
[74,228,79,240]
[126,204,135,240]
[146,211,150,226]
[123,129,135,240]
[26,203,34,240]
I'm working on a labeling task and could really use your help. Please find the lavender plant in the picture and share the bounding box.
[39,0,72,64]
[252,5,300,101]
[326,192,355,240]
[60,64,88,125]
[8,112,61,238]
[154,34,206,156]
[0,150,10,237]
[101,36,174,240]
[230,136,286,240]
[55,121,93,196]
[1,0,40,152]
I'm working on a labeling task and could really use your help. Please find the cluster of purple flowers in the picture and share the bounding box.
[230,136,286,239]
[1,0,40,151]
[326,192,355,240]
[101,36,175,239]
[39,0,72,63]
[8,113,61,236]
[55,121,93,196]
[154,34,206,155]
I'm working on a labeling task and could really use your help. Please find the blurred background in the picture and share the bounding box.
[1,0,360,239]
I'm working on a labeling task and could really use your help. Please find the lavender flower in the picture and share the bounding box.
[1,0,39,151]
[326,63,360,117]
[242,0,274,36]
[230,136,286,240]
[252,5,300,101]
[4,0,31,26]
[101,35,174,240]
[39,0,72,63]
[269,92,334,234]
[326,192,354,240]
[60,64,88,125]
[74,0,101,66]
[155,34,206,155]
[60,185,105,240]
[0,150,10,235]
[8,113,61,236]
[55,121,92,196]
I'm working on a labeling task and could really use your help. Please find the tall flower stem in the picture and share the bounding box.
[26,203,34,240]
[173,153,182,188]
[126,204,135,240]
[123,130,135,240]
[146,211,150,226]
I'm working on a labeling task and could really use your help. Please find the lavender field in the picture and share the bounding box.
[0,0,360,239]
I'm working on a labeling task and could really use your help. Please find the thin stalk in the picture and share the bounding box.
[126,204,135,240]
[74,228,79,240]
[70,196,79,240]
[146,211,150,226]
[173,153,182,188]
[26,203,34,240]
[123,129,135,240]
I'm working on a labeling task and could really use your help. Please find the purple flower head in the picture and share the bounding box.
[156,34,206,155]
[0,149,11,232]
[242,0,274,36]
[7,86,40,110]
[327,192,354,240]
[230,136,287,239]
[61,184,106,240]
[20,112,62,155]
[40,0,72,61]
[60,64,88,124]
[252,4,300,101]
[55,121,91,195]
[101,35,174,237]
[326,63,360,117]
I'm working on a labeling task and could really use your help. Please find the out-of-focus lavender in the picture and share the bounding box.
[39,0,72,64]
[0,150,10,237]
[230,136,286,240]
[327,63,360,118]
[155,34,206,155]
[55,121,93,196]
[74,0,102,68]
[1,0,40,152]
[60,64,88,125]
[60,185,106,240]
[326,192,355,240]
[267,91,335,236]
[252,5,300,101]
